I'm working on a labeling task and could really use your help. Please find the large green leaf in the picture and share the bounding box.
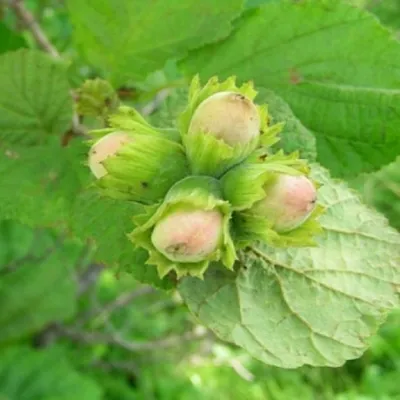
[0,139,88,226]
[0,49,73,145]
[67,0,244,85]
[363,156,400,231]
[257,88,316,160]
[0,23,26,54]
[180,0,400,178]
[179,165,400,368]
[0,230,81,344]
[0,346,102,400]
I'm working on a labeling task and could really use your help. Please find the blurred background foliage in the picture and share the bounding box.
[1,219,400,400]
[0,0,399,399]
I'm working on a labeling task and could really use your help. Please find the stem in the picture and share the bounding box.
[7,0,86,136]
[57,325,209,352]
[7,0,60,58]
[77,263,105,296]
[90,359,140,376]
[76,286,155,326]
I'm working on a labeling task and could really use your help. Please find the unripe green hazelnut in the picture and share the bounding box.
[251,175,317,232]
[151,208,223,263]
[88,131,133,178]
[188,91,260,146]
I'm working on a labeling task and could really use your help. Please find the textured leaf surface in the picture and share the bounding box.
[0,229,81,344]
[257,88,316,161]
[0,49,73,145]
[67,0,243,85]
[179,165,400,368]
[180,0,400,178]
[0,346,102,399]
[0,140,88,226]
[363,156,400,231]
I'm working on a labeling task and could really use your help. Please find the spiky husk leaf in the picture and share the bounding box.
[233,204,325,249]
[184,131,259,177]
[109,106,181,142]
[221,151,309,210]
[97,134,189,204]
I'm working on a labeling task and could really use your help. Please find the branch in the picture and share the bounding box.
[2,237,64,274]
[229,359,254,382]
[7,0,86,137]
[90,359,140,376]
[7,0,60,58]
[77,286,155,326]
[76,263,105,296]
[140,89,171,116]
[57,325,209,352]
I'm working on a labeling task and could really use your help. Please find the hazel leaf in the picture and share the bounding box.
[179,164,400,368]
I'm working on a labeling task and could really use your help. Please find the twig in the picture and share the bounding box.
[229,359,254,382]
[77,263,105,296]
[2,237,64,274]
[140,89,171,116]
[7,0,86,137]
[32,322,60,348]
[90,359,140,376]
[144,299,177,315]
[77,286,155,325]
[57,325,209,352]
[7,0,60,58]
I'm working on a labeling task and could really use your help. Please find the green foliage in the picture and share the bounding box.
[363,156,400,231]
[150,88,190,128]
[0,346,102,399]
[0,49,73,145]
[245,0,273,9]
[0,139,88,226]
[179,165,400,368]
[180,0,400,178]
[368,0,400,31]
[257,88,317,161]
[69,190,173,289]
[0,23,26,53]
[0,0,399,398]
[0,221,82,344]
[67,0,244,85]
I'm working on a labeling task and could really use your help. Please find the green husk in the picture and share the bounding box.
[233,204,325,249]
[97,133,189,204]
[129,176,236,279]
[109,106,181,142]
[221,151,310,211]
[179,76,281,177]
[76,78,119,118]
[183,131,259,177]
